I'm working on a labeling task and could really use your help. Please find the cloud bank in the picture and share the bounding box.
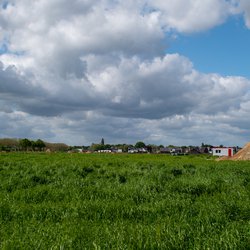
[0,0,250,146]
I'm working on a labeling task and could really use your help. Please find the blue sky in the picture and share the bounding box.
[0,43,8,55]
[168,16,250,78]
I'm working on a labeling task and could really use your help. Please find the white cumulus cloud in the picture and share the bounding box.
[0,0,250,145]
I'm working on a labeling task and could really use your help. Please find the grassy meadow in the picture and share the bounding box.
[0,153,249,249]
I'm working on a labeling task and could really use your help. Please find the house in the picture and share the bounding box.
[97,149,112,153]
[111,148,123,153]
[170,147,183,155]
[160,147,185,155]
[187,147,202,155]
[160,147,172,154]
[212,147,234,157]
[128,148,148,153]
[128,148,138,154]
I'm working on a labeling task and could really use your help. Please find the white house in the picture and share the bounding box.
[97,149,112,153]
[212,147,234,157]
[128,148,148,153]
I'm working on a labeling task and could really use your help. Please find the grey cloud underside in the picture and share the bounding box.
[1,50,250,120]
[0,64,40,97]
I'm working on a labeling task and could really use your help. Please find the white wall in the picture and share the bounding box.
[212,148,233,157]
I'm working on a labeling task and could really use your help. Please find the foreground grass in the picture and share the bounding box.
[0,153,249,249]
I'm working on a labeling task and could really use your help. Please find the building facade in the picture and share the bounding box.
[212,147,234,157]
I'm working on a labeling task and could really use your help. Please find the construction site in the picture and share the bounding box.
[218,142,250,161]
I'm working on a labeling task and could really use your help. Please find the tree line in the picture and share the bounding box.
[0,137,214,153]
[0,138,68,152]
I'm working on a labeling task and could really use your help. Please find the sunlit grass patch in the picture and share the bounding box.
[0,152,249,249]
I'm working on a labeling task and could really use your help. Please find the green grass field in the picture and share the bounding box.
[0,153,249,249]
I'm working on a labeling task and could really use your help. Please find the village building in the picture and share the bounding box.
[212,147,234,157]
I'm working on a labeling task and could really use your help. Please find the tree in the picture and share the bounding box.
[34,139,46,151]
[45,142,69,152]
[0,138,19,151]
[19,138,32,151]
[135,141,146,148]
[90,143,105,151]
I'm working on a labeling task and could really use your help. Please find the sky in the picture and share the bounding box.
[168,16,250,78]
[0,0,250,147]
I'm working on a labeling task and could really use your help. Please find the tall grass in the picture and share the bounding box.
[0,153,249,249]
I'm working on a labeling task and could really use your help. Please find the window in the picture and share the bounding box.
[215,150,221,153]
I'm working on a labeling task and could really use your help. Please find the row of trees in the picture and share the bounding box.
[0,138,69,152]
[83,140,214,153]
[0,138,46,151]
[87,141,159,153]
[1,137,216,153]
[19,139,46,151]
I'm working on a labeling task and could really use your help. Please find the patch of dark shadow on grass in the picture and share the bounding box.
[79,167,94,178]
